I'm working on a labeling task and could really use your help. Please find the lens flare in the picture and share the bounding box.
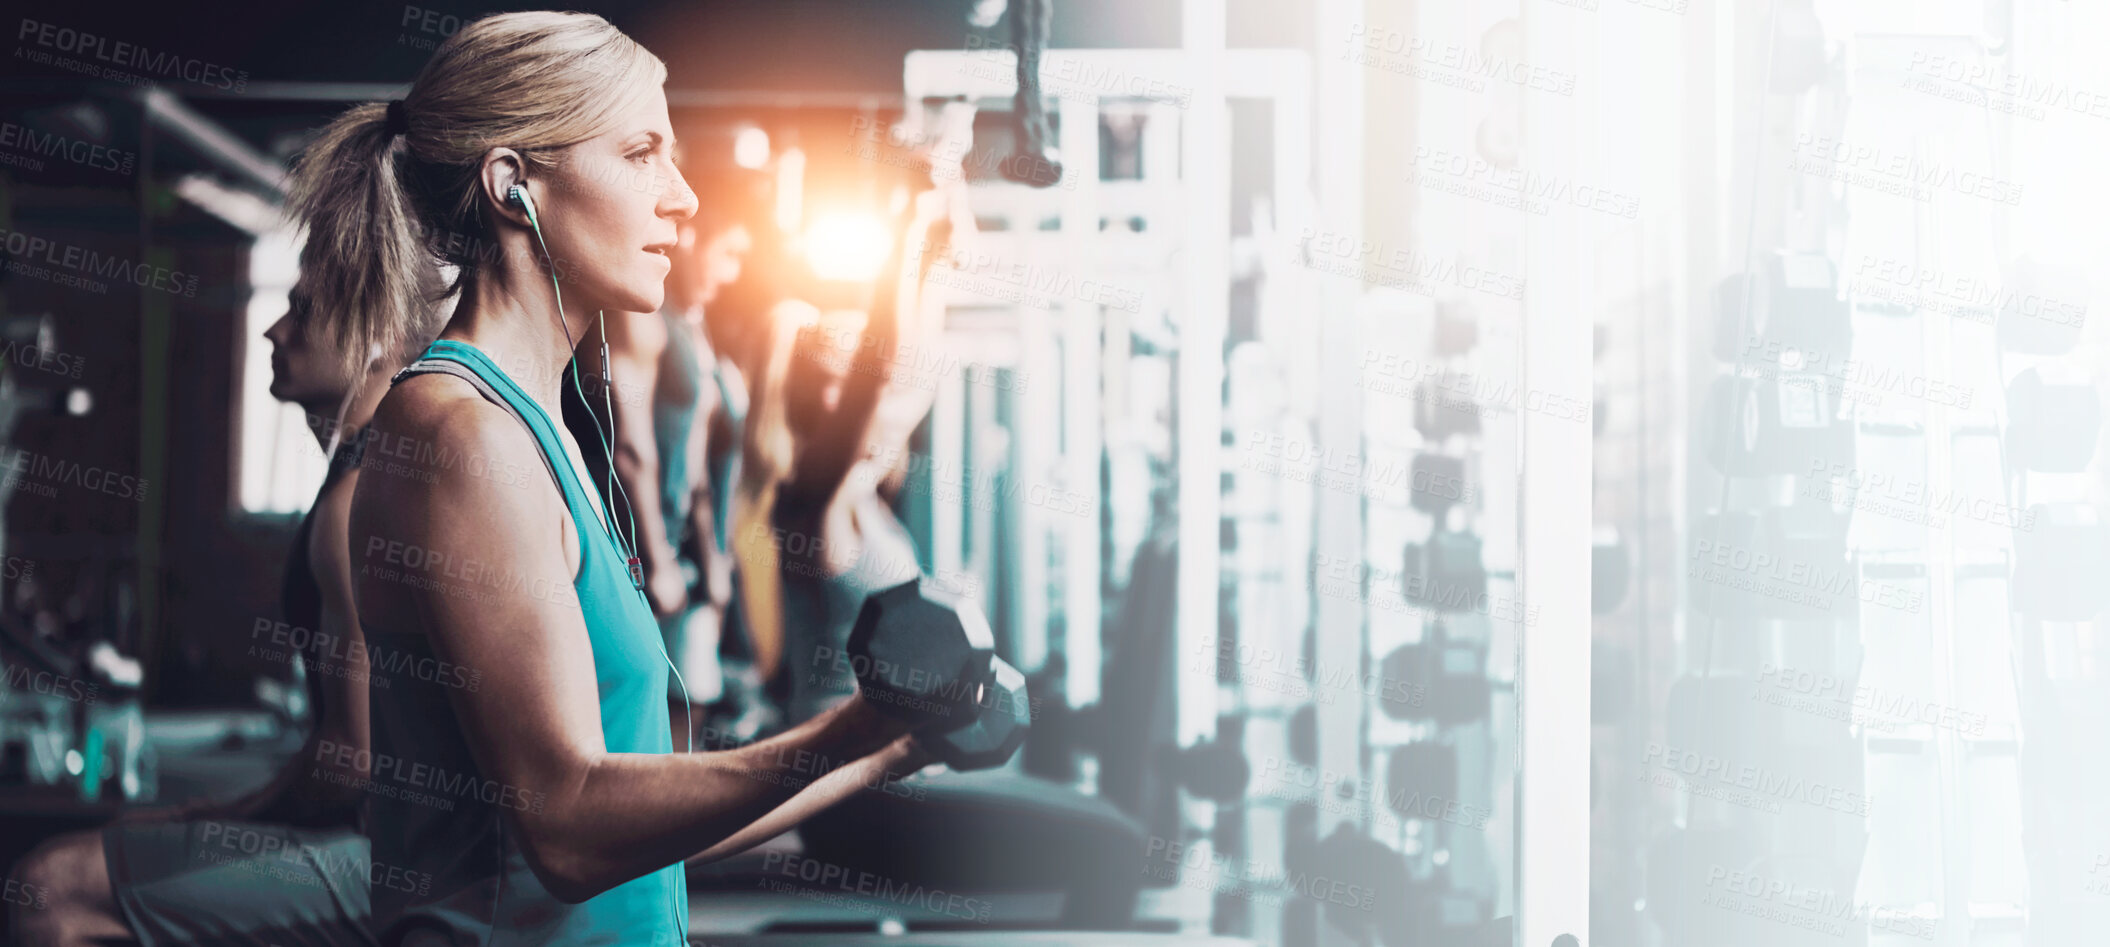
[803,211,892,283]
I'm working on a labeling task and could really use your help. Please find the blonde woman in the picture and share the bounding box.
[293,12,929,945]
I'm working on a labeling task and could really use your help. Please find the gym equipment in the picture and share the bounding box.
[1383,742,1459,822]
[1159,734,1250,804]
[1401,529,1489,613]
[849,580,1034,771]
[1590,644,1632,725]
[1311,825,1408,943]
[2012,503,2110,621]
[1593,527,1630,615]
[1409,452,1470,516]
[996,0,1064,187]
[1413,379,1482,441]
[1701,372,1853,477]
[1713,250,1850,363]
[1995,256,2087,355]
[1689,507,1852,622]
[927,653,1032,771]
[1377,622,1492,726]
[848,579,1000,731]
[1770,0,1830,94]
[1433,298,1479,357]
[2004,368,2100,472]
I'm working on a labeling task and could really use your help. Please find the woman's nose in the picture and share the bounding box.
[662,170,699,221]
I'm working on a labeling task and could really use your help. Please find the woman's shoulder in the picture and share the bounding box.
[366,373,549,483]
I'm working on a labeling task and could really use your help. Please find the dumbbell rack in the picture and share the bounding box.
[1840,30,2051,947]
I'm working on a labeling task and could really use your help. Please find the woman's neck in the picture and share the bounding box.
[439,266,597,414]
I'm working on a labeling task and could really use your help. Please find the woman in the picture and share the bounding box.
[299,12,930,945]
[732,175,966,726]
[8,254,445,946]
[564,177,757,738]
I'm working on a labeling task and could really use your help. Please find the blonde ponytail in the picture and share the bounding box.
[284,11,665,382]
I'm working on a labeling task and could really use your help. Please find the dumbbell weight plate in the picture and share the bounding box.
[926,654,1032,771]
[849,579,996,730]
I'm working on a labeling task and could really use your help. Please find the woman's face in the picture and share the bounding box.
[531,84,696,317]
[263,280,357,408]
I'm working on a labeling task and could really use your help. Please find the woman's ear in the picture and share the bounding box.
[479,148,533,228]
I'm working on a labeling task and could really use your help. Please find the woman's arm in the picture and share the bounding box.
[353,382,919,904]
[688,733,932,864]
[173,475,369,827]
[589,312,686,617]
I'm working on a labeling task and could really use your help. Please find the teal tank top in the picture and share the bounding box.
[364,339,688,947]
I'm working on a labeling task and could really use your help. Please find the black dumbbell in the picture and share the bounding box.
[849,579,996,732]
[922,653,1032,770]
[850,580,1032,770]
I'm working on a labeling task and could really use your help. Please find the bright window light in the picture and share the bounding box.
[803,211,893,283]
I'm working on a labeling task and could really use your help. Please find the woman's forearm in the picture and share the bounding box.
[688,734,930,865]
[529,695,913,901]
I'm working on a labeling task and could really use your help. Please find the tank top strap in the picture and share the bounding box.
[391,340,607,567]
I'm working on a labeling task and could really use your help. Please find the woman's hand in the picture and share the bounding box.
[646,559,687,619]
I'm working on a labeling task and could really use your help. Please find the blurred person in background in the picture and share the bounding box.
[731,165,971,728]
[8,230,448,947]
